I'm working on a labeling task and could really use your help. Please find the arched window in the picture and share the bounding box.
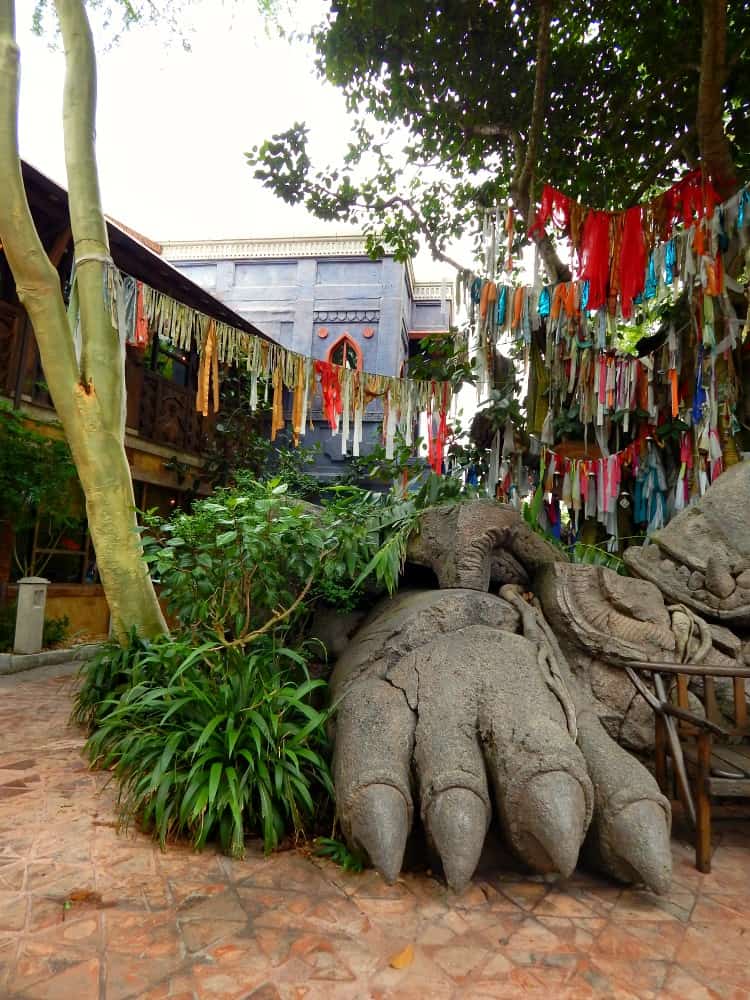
[328,334,361,371]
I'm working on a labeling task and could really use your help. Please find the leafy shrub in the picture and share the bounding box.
[77,635,333,856]
[141,478,407,639]
[43,614,70,648]
[143,480,331,642]
[72,630,160,730]
[0,401,79,577]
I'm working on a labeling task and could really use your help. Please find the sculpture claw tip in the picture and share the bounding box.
[519,771,587,878]
[349,783,410,884]
[426,787,489,892]
[608,800,672,895]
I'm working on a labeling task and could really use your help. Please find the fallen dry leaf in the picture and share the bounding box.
[389,944,414,970]
[67,890,103,904]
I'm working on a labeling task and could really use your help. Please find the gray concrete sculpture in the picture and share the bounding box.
[326,467,750,895]
[624,462,750,625]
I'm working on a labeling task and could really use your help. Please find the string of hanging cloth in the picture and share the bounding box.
[462,175,749,344]
[461,172,749,543]
[101,268,452,474]
[464,176,749,453]
[530,427,720,543]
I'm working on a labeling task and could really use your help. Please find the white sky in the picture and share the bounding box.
[15,0,454,282]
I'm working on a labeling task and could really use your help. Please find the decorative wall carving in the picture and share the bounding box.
[314,310,379,324]
[138,371,207,454]
[163,235,371,262]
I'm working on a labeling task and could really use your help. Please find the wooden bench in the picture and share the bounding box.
[624,659,750,873]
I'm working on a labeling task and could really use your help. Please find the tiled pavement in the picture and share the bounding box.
[2,665,750,1000]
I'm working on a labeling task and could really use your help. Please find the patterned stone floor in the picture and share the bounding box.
[1,663,750,999]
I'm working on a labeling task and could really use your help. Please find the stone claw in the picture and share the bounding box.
[426,787,490,892]
[349,784,410,884]
[604,800,672,895]
[513,771,587,878]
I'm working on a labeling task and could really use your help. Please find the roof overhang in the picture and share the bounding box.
[20,161,273,343]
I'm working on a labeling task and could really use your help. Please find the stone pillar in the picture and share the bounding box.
[13,577,49,655]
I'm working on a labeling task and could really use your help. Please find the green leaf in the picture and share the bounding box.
[191,714,225,759]
[216,530,238,546]
[208,762,223,806]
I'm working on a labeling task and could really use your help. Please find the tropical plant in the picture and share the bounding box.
[142,480,335,643]
[0,402,79,575]
[313,836,364,873]
[268,443,322,502]
[79,634,333,856]
[141,475,417,641]
[341,431,426,489]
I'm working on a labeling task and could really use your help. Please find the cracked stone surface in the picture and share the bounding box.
[331,589,671,895]
[330,471,750,896]
[625,462,750,625]
[2,662,750,999]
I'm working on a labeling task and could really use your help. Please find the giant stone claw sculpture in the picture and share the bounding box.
[327,467,750,894]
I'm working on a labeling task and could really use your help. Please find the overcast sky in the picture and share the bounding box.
[16,2,341,233]
[14,0,458,283]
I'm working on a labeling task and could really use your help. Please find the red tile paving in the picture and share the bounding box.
[2,662,750,999]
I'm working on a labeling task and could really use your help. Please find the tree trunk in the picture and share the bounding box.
[511,0,571,284]
[697,0,736,199]
[0,0,167,641]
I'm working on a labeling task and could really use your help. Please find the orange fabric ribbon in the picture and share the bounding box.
[668,369,679,418]
[270,365,284,441]
[480,280,498,320]
[291,357,306,445]
[512,286,525,328]
[133,282,149,348]
[196,320,219,418]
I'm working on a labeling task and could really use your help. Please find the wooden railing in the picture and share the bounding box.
[0,302,213,456]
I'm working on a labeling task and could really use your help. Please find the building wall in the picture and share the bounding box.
[172,255,411,378]
[163,242,453,482]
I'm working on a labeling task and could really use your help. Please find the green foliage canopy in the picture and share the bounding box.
[250,1,748,272]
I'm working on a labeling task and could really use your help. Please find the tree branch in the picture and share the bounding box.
[509,0,570,283]
[55,0,125,430]
[295,171,473,274]
[382,194,470,273]
[214,560,322,651]
[0,0,78,392]
[517,0,552,198]
[629,125,696,204]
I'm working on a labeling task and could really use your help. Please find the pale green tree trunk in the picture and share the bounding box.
[0,0,167,641]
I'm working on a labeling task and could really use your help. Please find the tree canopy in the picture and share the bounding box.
[250,0,748,278]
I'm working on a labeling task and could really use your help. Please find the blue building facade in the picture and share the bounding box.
[161,235,453,479]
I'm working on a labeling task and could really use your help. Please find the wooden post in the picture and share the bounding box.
[696,729,712,873]
[654,713,669,796]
